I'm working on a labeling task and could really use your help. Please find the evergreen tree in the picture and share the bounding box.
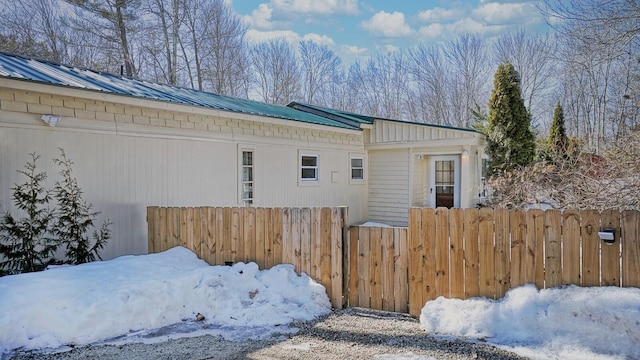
[548,101,568,156]
[0,153,57,275]
[486,61,536,176]
[52,149,110,264]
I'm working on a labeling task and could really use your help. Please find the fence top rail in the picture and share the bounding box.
[350,224,408,229]
[409,207,639,214]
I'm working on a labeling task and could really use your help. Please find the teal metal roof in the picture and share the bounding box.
[288,102,482,134]
[0,51,358,130]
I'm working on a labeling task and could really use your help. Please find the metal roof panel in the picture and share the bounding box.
[0,51,358,130]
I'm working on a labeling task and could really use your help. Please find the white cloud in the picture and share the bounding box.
[301,33,336,47]
[418,7,466,22]
[245,29,301,45]
[417,18,508,41]
[271,0,358,15]
[382,44,400,52]
[473,2,540,25]
[417,23,445,39]
[244,3,279,30]
[360,11,414,38]
[341,44,368,55]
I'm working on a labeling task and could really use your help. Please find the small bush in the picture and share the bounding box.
[483,132,640,211]
[53,149,111,264]
[0,150,111,275]
[0,153,58,275]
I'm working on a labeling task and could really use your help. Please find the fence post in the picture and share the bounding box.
[338,206,349,309]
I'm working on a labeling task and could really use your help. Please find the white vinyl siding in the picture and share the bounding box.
[0,94,369,260]
[367,149,410,226]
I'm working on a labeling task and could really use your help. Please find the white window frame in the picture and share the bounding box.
[349,155,365,183]
[239,147,254,206]
[299,151,319,185]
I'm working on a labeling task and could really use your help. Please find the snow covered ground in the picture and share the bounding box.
[0,247,331,354]
[421,284,640,359]
[0,246,639,360]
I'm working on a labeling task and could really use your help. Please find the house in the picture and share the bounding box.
[0,52,484,259]
[289,103,486,226]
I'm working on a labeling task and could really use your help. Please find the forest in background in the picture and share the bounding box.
[0,0,638,153]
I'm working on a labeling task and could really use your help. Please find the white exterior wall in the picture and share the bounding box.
[367,149,410,226]
[365,120,485,226]
[0,82,368,259]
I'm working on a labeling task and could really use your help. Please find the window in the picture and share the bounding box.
[350,157,364,180]
[480,158,488,198]
[241,150,253,205]
[300,154,318,181]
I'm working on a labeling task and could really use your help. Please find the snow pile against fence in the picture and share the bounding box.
[0,247,331,353]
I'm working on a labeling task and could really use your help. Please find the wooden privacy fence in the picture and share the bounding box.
[346,208,640,317]
[147,206,347,308]
[148,206,640,318]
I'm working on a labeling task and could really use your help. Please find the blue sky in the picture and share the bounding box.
[229,0,550,62]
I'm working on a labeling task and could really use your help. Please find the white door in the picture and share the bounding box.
[429,156,461,208]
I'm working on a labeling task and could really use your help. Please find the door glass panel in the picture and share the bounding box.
[435,160,455,208]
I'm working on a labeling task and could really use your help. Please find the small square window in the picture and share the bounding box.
[301,155,318,181]
[350,157,364,180]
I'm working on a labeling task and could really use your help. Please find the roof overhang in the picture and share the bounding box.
[0,77,362,135]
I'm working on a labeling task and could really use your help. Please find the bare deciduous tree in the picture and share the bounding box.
[408,44,452,125]
[64,0,141,77]
[250,38,300,105]
[0,0,67,62]
[299,40,343,106]
[347,52,411,120]
[444,34,491,127]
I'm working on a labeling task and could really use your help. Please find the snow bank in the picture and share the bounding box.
[420,284,640,359]
[0,247,331,353]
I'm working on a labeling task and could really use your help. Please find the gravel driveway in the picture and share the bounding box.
[8,308,527,360]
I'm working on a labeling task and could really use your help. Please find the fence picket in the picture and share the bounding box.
[300,208,311,276]
[510,209,526,288]
[203,207,216,265]
[381,228,395,311]
[370,227,383,310]
[320,208,333,303]
[348,226,359,307]
[291,208,302,273]
[408,208,424,317]
[581,210,601,286]
[622,210,640,287]
[526,209,545,289]
[601,210,621,286]
[422,209,437,302]
[394,227,408,313]
[449,208,464,299]
[562,210,581,285]
[478,208,495,299]
[272,208,283,266]
[357,226,371,308]
[243,207,255,263]
[545,210,562,288]
[494,208,510,298]
[311,208,323,283]
[330,208,343,309]
[255,208,265,269]
[463,208,480,299]
[435,208,450,298]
